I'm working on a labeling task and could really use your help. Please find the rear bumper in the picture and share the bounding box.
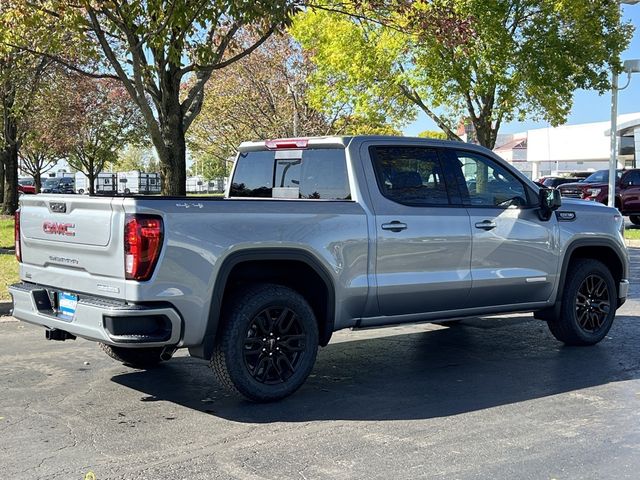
[9,282,182,347]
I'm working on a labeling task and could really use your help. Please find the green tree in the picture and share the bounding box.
[114,145,159,173]
[188,31,402,179]
[188,34,334,170]
[62,75,145,195]
[19,68,77,192]
[292,1,633,148]
[13,1,299,195]
[417,130,447,140]
[0,0,89,213]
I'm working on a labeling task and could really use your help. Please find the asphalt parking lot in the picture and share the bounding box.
[1,251,640,480]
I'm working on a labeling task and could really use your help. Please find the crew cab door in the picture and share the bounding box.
[364,144,472,316]
[443,149,559,307]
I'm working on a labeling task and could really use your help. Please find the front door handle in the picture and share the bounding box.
[381,221,408,232]
[475,220,497,230]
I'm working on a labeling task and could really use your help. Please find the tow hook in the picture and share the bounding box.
[45,329,76,341]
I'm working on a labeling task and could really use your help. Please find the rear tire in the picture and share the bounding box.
[630,215,640,226]
[100,343,164,369]
[547,259,616,346]
[211,283,318,402]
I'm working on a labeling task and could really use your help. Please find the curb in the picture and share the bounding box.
[625,240,640,248]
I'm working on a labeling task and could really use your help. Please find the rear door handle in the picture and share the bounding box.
[381,221,408,232]
[475,220,497,230]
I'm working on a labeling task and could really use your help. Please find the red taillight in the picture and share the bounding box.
[124,214,163,281]
[15,209,21,262]
[265,138,309,150]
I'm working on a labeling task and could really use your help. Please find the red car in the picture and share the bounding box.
[558,168,640,224]
[18,178,36,195]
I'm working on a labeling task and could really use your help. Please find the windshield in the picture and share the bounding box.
[583,170,622,183]
[18,178,33,186]
[43,178,59,188]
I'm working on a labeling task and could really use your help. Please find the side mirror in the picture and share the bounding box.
[538,188,561,220]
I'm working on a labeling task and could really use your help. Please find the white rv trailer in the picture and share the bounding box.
[74,172,118,195]
[117,171,162,194]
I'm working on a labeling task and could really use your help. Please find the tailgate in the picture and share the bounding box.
[19,195,127,298]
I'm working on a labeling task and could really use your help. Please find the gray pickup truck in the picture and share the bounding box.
[10,136,630,401]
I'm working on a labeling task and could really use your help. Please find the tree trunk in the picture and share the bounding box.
[473,118,497,149]
[1,108,19,215]
[157,130,186,196]
[0,154,4,204]
[34,172,42,193]
[156,71,187,196]
[2,144,19,215]
[88,171,95,195]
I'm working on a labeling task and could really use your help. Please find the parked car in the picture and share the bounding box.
[560,168,640,225]
[41,177,75,194]
[18,178,36,195]
[11,136,629,402]
[568,171,593,181]
[541,176,580,189]
[557,169,624,199]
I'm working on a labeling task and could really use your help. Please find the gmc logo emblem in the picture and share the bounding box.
[43,222,76,237]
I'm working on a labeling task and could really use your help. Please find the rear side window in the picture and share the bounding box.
[230,149,351,200]
[370,146,449,205]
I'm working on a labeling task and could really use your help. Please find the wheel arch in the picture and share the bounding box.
[536,238,627,320]
[193,249,336,360]
[559,239,626,303]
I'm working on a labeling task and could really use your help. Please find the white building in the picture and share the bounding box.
[494,113,640,179]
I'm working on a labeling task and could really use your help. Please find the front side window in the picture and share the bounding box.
[370,146,449,205]
[624,171,640,186]
[230,149,351,200]
[453,151,528,207]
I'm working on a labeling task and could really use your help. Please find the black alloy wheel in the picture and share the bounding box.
[243,306,307,385]
[211,283,319,402]
[574,274,610,334]
[547,259,617,346]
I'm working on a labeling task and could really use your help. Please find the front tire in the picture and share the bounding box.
[547,259,617,346]
[99,343,164,368]
[630,215,640,226]
[211,284,319,402]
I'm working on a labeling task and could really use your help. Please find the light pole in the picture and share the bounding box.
[608,0,640,208]
[609,58,640,208]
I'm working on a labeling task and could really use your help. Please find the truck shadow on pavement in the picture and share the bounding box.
[112,315,640,423]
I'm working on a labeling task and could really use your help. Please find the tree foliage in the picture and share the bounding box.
[187,34,332,176]
[417,130,447,140]
[114,145,160,173]
[18,71,74,192]
[0,0,88,212]
[10,0,301,195]
[292,0,633,148]
[60,75,145,195]
[188,31,402,180]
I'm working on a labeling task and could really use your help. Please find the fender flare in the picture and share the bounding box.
[194,248,336,360]
[536,237,627,320]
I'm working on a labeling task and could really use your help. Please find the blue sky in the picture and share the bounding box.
[404,5,640,136]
